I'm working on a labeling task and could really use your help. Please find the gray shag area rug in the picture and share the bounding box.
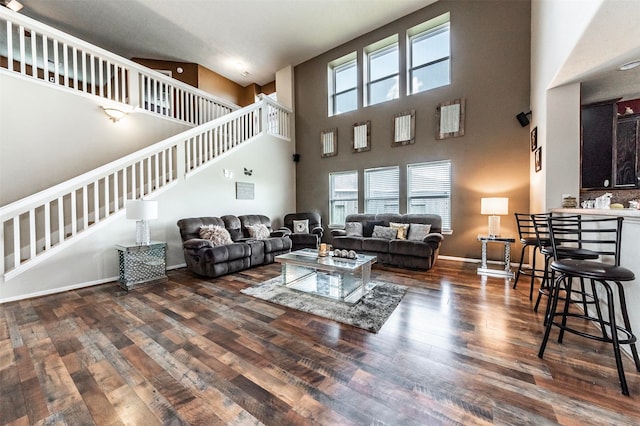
[241,276,407,333]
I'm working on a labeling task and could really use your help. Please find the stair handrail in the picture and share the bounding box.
[0,98,291,281]
[0,7,239,125]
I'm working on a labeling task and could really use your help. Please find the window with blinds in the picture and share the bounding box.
[364,166,399,214]
[329,171,358,225]
[407,160,452,231]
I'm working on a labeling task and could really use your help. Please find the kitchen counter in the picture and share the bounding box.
[551,207,640,219]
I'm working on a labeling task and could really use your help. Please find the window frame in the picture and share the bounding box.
[407,13,451,96]
[364,166,400,214]
[328,52,358,116]
[407,160,452,232]
[329,170,359,226]
[364,35,399,107]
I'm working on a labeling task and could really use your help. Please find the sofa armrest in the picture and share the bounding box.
[311,226,323,237]
[270,229,290,237]
[331,229,346,237]
[183,238,213,250]
[423,233,444,244]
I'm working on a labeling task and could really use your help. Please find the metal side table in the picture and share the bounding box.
[116,242,167,290]
[477,235,516,278]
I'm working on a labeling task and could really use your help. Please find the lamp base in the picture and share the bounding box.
[135,220,151,245]
[488,215,501,237]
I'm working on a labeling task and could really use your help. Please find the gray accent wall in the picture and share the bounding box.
[294,0,531,260]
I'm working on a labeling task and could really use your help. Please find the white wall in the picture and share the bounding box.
[0,134,296,302]
[0,72,191,205]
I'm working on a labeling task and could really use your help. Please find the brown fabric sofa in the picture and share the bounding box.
[330,213,444,270]
[177,214,291,278]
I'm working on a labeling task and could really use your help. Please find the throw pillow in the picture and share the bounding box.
[293,219,309,234]
[363,220,384,237]
[345,222,363,237]
[372,225,398,240]
[407,223,432,241]
[246,224,270,240]
[198,225,233,246]
[389,222,410,240]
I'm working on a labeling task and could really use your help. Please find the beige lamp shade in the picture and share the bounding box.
[481,197,508,237]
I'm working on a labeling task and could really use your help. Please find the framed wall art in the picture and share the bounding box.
[320,128,338,158]
[534,147,542,172]
[436,98,465,140]
[352,121,371,153]
[531,126,538,151]
[392,110,415,147]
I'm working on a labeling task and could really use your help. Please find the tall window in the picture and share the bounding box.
[329,53,357,116]
[408,13,451,95]
[407,160,452,231]
[365,36,399,106]
[329,171,358,225]
[364,166,399,214]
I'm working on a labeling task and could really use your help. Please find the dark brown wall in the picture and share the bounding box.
[132,58,199,87]
[294,0,532,260]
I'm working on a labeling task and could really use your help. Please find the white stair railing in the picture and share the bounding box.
[0,98,292,282]
[0,8,237,125]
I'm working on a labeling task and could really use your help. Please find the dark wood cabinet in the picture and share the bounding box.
[581,101,616,189]
[614,114,640,187]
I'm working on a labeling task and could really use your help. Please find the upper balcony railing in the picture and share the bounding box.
[0,8,238,125]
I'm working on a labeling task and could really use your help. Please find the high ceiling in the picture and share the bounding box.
[19,0,437,87]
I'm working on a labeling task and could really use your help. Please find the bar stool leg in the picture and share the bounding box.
[590,279,610,340]
[539,273,564,358]
[534,253,551,312]
[558,276,574,344]
[603,283,630,396]
[529,246,538,300]
[615,281,640,372]
[513,244,528,289]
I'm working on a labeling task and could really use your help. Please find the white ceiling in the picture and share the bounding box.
[19,0,437,87]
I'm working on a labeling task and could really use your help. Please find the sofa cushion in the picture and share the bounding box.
[345,222,363,236]
[362,238,390,253]
[408,223,431,241]
[363,220,384,237]
[246,224,270,239]
[389,240,433,257]
[199,225,233,246]
[372,225,397,240]
[389,222,410,240]
[332,236,363,251]
[293,219,309,233]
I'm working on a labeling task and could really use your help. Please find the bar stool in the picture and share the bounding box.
[539,215,640,396]
[513,213,549,300]
[531,214,599,322]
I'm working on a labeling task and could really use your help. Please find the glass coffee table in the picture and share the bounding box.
[274,248,377,305]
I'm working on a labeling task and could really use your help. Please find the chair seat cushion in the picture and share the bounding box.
[551,259,635,281]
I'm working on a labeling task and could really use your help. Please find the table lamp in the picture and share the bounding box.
[126,199,158,245]
[481,197,509,237]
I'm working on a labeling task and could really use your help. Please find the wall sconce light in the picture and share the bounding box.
[516,110,532,127]
[222,169,233,179]
[126,199,158,245]
[101,106,127,123]
[481,197,509,237]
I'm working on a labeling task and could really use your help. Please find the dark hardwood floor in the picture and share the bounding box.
[1,259,640,425]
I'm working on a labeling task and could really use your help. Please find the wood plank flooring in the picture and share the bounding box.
[1,259,640,425]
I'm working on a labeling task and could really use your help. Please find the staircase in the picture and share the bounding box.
[0,8,292,284]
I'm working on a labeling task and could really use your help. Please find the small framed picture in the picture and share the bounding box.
[530,126,538,152]
[534,147,542,172]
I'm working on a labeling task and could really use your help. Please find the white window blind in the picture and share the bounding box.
[407,160,452,231]
[329,171,358,225]
[364,166,399,214]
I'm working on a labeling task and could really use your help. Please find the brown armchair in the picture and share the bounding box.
[281,212,323,250]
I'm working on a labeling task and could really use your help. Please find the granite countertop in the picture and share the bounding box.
[551,207,640,218]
